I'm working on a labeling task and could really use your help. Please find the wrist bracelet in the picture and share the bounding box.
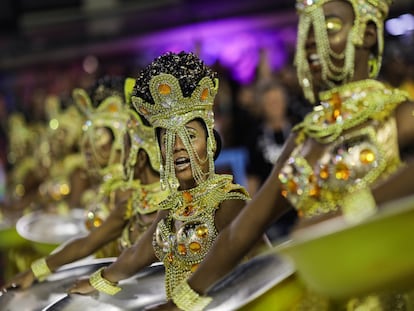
[31,257,52,281]
[172,281,212,311]
[89,267,121,295]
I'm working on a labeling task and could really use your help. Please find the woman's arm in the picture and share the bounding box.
[187,134,297,296]
[373,100,414,204]
[98,209,168,283]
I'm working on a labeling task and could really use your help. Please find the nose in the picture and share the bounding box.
[173,134,185,152]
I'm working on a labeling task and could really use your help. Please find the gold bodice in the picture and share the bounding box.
[279,80,410,218]
[152,174,249,298]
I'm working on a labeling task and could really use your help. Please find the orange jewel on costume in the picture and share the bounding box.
[182,191,193,203]
[200,88,209,101]
[108,102,119,112]
[329,92,342,122]
[177,244,187,255]
[191,264,199,273]
[319,165,329,180]
[189,242,201,253]
[196,225,208,238]
[335,161,350,180]
[168,252,174,263]
[158,83,171,95]
[360,149,375,164]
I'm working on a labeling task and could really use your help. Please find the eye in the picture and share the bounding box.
[325,17,343,33]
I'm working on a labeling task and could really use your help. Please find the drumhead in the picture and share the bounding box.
[0,258,114,311]
[206,252,295,311]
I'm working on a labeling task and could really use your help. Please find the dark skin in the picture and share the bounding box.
[1,143,159,291]
[68,119,255,295]
[148,1,414,310]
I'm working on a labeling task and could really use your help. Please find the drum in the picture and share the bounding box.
[16,209,89,255]
[38,252,296,311]
[275,194,414,300]
[206,252,300,311]
[41,261,166,311]
[0,258,115,311]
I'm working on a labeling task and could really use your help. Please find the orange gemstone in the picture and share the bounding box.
[196,225,208,238]
[200,88,209,100]
[168,253,174,262]
[309,184,320,198]
[287,179,298,193]
[335,162,350,180]
[191,263,199,273]
[177,244,187,255]
[182,191,193,203]
[158,84,171,95]
[93,217,103,228]
[108,103,118,112]
[319,166,329,179]
[281,189,288,198]
[360,149,375,164]
[189,242,201,252]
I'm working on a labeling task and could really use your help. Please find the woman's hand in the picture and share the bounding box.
[144,300,181,311]
[68,277,96,295]
[1,269,35,291]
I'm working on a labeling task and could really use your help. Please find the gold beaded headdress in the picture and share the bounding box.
[131,52,219,190]
[73,86,130,174]
[295,0,393,103]
[125,106,161,181]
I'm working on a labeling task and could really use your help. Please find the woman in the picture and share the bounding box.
[150,0,414,310]
[68,52,265,302]
[1,76,167,290]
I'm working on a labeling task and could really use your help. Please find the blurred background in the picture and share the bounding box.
[0,0,413,146]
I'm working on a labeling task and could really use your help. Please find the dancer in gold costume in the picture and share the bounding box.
[68,52,267,300]
[145,1,414,310]
[1,76,167,290]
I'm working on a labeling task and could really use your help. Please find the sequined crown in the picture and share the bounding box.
[131,73,218,131]
[73,88,130,132]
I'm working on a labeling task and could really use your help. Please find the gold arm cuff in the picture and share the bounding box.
[89,267,121,295]
[172,281,212,311]
[31,257,52,281]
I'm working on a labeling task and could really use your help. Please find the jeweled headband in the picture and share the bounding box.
[131,52,218,190]
[295,0,393,103]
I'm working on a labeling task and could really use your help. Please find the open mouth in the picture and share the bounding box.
[174,157,191,171]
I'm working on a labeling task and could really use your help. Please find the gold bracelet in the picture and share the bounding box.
[89,267,121,295]
[172,281,212,311]
[31,257,52,281]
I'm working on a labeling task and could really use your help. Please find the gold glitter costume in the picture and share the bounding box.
[279,79,409,218]
[153,174,249,298]
[279,70,413,311]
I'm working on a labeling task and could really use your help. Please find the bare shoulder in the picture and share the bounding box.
[214,197,246,232]
[396,100,414,147]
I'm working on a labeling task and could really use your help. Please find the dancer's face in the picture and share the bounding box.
[159,119,209,190]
